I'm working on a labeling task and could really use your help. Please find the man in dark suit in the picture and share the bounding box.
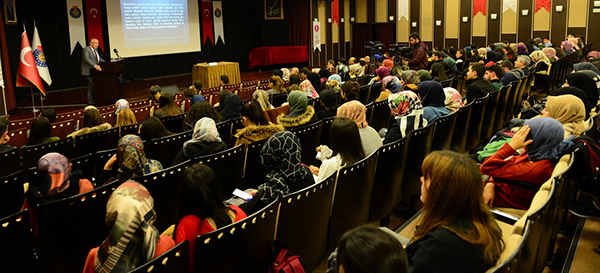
[81,38,105,105]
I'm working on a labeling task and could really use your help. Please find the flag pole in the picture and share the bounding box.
[30,87,39,113]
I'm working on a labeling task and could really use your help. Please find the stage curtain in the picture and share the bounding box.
[0,7,16,111]
[375,23,395,53]
[352,24,373,59]
[288,0,310,47]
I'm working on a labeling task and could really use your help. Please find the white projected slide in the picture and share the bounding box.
[106,0,201,58]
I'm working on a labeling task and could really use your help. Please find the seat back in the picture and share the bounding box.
[370,136,409,223]
[9,118,34,130]
[487,224,529,273]
[119,123,142,137]
[243,139,269,189]
[493,85,512,131]
[52,119,76,139]
[329,151,378,251]
[402,123,435,202]
[0,210,37,273]
[265,104,290,124]
[75,127,120,157]
[22,137,75,171]
[503,80,521,125]
[127,241,189,273]
[36,182,119,273]
[230,118,245,145]
[7,127,29,151]
[319,116,336,147]
[193,144,245,197]
[69,153,95,181]
[136,161,189,232]
[145,131,193,166]
[368,82,383,102]
[358,84,370,104]
[270,93,288,107]
[289,120,323,165]
[93,148,117,180]
[132,105,152,123]
[161,113,187,133]
[482,90,500,141]
[440,78,453,87]
[216,119,234,146]
[370,99,391,132]
[431,111,458,151]
[451,103,473,153]
[0,171,24,219]
[194,201,279,273]
[276,174,336,269]
[466,94,489,151]
[0,147,21,178]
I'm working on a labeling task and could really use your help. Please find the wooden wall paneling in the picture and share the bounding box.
[326,0,333,62]
[388,0,397,26]
[368,0,376,22]
[459,0,471,47]
[410,0,420,34]
[445,0,460,47]
[588,0,600,47]
[346,42,351,58]
[421,0,434,45]
[350,0,356,55]
[532,31,550,41]
[472,37,487,48]
[551,0,568,46]
[445,38,459,48]
[319,0,327,67]
[433,0,445,49]
[567,27,587,40]
[501,34,517,43]
[517,0,533,43]
[340,0,346,57]
[376,0,387,22]
[487,0,501,44]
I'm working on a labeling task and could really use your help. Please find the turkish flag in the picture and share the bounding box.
[16,30,45,95]
[332,0,339,25]
[85,0,104,51]
[201,1,214,45]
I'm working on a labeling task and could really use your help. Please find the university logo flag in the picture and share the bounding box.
[32,23,52,86]
[397,0,409,20]
[313,21,321,51]
[201,0,214,45]
[67,0,86,54]
[16,29,45,95]
[213,1,225,44]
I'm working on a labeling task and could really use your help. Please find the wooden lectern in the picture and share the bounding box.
[91,60,125,106]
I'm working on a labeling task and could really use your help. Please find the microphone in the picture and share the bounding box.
[113,48,121,59]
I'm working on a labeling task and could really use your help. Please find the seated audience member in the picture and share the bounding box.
[220,75,229,86]
[0,118,14,152]
[444,87,465,112]
[516,44,528,56]
[382,74,403,94]
[481,118,571,209]
[348,57,357,65]
[417,70,432,82]
[24,153,94,209]
[464,63,495,103]
[318,69,332,83]
[498,60,524,86]
[325,77,343,94]
[139,116,173,141]
[383,92,428,144]
[277,91,319,129]
[219,93,243,121]
[419,81,452,123]
[543,37,553,48]
[252,89,274,110]
[358,59,367,75]
[183,101,222,131]
[561,40,576,55]
[341,81,361,102]
[336,58,349,79]
[281,68,290,80]
[234,99,283,147]
[310,117,366,182]
[407,150,503,273]
[564,72,599,107]
[530,51,551,74]
[399,70,421,92]
[301,79,319,98]
[542,47,559,62]
[484,65,504,90]
[148,85,162,104]
[215,89,231,108]
[287,74,302,93]
[25,117,59,147]
[299,67,309,80]
[98,135,163,185]
[368,67,390,85]
[83,181,175,273]
[494,47,509,61]
[573,62,600,75]
[267,75,286,95]
[172,118,228,166]
[273,69,283,78]
[291,67,300,75]
[327,59,336,72]
[543,95,588,138]
[316,89,338,120]
[239,131,314,214]
[587,51,600,62]
[191,94,206,104]
[189,80,203,92]
[430,63,448,82]
[328,74,344,85]
[175,164,247,273]
[153,93,183,119]
[41,108,57,123]
[114,99,129,115]
[348,63,364,78]
[504,45,517,60]
[67,106,112,139]
[337,100,383,156]
[333,225,409,273]
[514,55,531,75]
[116,108,137,128]
[183,88,195,99]
[552,87,592,119]
[483,51,498,66]
[307,72,321,90]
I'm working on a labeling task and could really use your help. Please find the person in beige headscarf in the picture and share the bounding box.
[543,94,590,138]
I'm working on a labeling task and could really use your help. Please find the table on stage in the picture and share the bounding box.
[192,62,241,89]
[248,46,309,69]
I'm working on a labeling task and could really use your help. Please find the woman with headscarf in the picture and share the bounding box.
[568,37,581,50]
[399,70,421,92]
[281,68,291,80]
[348,64,364,78]
[382,75,403,94]
[277,90,319,129]
[561,40,576,55]
[318,69,332,84]
[337,100,383,156]
[219,93,243,121]
[114,99,129,116]
[307,72,321,89]
[516,44,528,56]
[252,89,274,110]
[239,131,315,214]
[83,181,175,273]
[529,50,551,74]
[573,62,600,75]
[542,47,559,62]
[587,51,600,62]
[98,135,163,185]
[172,117,228,166]
[484,51,498,66]
[383,92,428,144]
[328,74,344,85]
[552,87,592,119]
[543,95,589,138]
[300,79,319,98]
[565,72,599,107]
[481,117,572,209]
[368,67,391,85]
[444,87,465,112]
[417,70,432,82]
[418,81,451,123]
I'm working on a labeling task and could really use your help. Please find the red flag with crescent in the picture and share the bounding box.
[202,1,214,45]
[332,0,339,25]
[535,0,551,12]
[473,0,486,17]
[85,0,104,51]
[16,30,45,95]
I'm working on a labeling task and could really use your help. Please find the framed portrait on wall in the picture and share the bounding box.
[4,0,16,25]
[264,0,283,20]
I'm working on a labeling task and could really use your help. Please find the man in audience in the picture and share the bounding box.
[514,55,531,75]
[485,65,504,91]
[364,56,371,64]
[189,80,202,93]
[327,59,335,70]
[0,118,14,153]
[464,63,495,103]
[348,57,356,65]
[273,69,283,78]
[543,37,553,48]
[336,58,349,79]
[403,32,429,70]
[577,35,586,48]
[220,75,229,86]
[299,67,309,80]
[183,88,195,98]
[498,60,524,86]
[290,67,299,75]
[148,85,162,104]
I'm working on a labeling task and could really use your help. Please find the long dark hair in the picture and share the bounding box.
[139,116,173,140]
[158,93,181,116]
[330,117,365,166]
[219,90,232,105]
[83,107,103,128]
[431,63,448,81]
[178,164,232,228]
[289,74,301,86]
[27,116,52,146]
[240,99,268,125]
[183,101,222,130]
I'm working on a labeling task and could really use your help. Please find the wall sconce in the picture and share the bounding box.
[327,18,332,23]
[341,18,345,23]
[490,13,497,20]
[350,17,355,22]
[462,17,468,23]
[435,20,441,26]
[521,10,529,16]
[595,1,600,7]
[389,16,394,21]
[411,22,417,27]
[555,5,563,12]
